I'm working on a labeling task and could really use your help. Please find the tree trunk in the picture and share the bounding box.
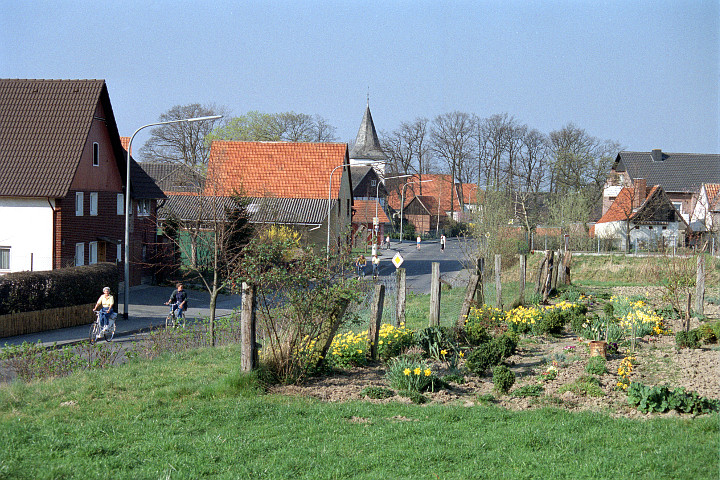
[475,257,485,305]
[458,274,480,328]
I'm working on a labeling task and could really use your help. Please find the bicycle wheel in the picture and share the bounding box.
[166,312,175,328]
[89,322,100,344]
[104,322,116,342]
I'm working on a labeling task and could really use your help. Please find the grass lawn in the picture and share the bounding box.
[1,344,717,479]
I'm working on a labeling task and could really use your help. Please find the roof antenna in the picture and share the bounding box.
[367,87,370,107]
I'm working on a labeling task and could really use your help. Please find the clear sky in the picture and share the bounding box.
[2,0,718,155]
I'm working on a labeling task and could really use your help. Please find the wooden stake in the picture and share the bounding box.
[369,284,385,361]
[429,262,441,326]
[396,268,406,326]
[458,274,480,328]
[240,282,257,372]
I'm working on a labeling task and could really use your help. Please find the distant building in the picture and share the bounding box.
[349,103,387,176]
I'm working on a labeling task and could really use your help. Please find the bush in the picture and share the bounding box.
[532,309,567,336]
[585,356,608,375]
[557,375,604,397]
[698,322,718,344]
[492,365,515,394]
[360,386,395,399]
[675,329,702,349]
[512,384,544,397]
[464,322,492,346]
[494,333,518,359]
[465,342,503,375]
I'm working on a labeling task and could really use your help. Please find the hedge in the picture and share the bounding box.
[0,263,120,315]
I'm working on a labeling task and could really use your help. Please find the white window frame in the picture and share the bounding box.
[75,192,84,216]
[93,142,99,167]
[116,242,122,262]
[89,241,98,265]
[90,192,98,216]
[117,193,124,215]
[672,202,683,214]
[75,243,84,266]
[0,247,10,270]
[137,199,150,217]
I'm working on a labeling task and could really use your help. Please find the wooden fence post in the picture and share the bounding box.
[518,254,526,305]
[495,254,502,310]
[696,255,705,316]
[368,284,386,361]
[396,268,406,326]
[240,282,257,373]
[542,250,554,303]
[475,257,485,305]
[535,255,547,294]
[562,250,573,285]
[458,274,480,328]
[551,249,561,290]
[429,262,441,326]
[557,250,566,285]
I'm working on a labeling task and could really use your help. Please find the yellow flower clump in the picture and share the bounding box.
[616,355,637,390]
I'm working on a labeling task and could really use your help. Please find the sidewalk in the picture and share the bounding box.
[0,285,243,348]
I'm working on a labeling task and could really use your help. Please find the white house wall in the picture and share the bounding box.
[689,187,711,233]
[595,220,683,249]
[0,197,54,272]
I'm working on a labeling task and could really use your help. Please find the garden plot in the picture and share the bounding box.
[270,288,720,418]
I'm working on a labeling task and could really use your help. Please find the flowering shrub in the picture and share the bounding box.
[505,300,586,335]
[385,356,439,393]
[325,323,415,367]
[538,364,558,382]
[611,296,671,337]
[464,304,507,338]
[505,305,542,334]
[616,355,637,390]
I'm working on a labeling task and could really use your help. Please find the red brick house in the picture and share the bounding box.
[0,79,163,285]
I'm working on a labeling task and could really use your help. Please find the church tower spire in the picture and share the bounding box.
[349,103,387,174]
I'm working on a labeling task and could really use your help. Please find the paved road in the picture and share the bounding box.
[1,238,470,348]
[371,237,469,294]
[1,285,243,349]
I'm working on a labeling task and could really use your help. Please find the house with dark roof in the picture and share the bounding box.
[603,150,720,226]
[593,180,687,250]
[204,141,353,250]
[0,79,163,285]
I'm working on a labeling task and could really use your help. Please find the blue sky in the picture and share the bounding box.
[2,0,718,155]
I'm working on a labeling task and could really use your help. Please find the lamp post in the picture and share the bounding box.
[123,115,222,318]
[373,174,412,245]
[399,179,433,243]
[326,161,383,259]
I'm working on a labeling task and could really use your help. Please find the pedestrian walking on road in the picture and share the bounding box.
[440,234,446,252]
[416,236,421,250]
[372,254,379,279]
[385,235,391,249]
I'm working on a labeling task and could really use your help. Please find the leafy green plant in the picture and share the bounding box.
[557,375,604,397]
[698,322,719,344]
[627,382,720,414]
[398,390,427,404]
[512,384,544,397]
[417,326,451,360]
[585,356,607,375]
[442,373,465,384]
[492,365,515,394]
[360,386,395,399]
[385,355,440,393]
[675,329,702,349]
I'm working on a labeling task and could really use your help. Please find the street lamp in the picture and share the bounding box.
[326,161,383,259]
[123,115,222,318]
[399,179,433,243]
[373,174,412,245]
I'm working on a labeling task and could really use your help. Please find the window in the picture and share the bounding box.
[117,194,124,215]
[137,199,150,216]
[89,241,98,264]
[90,192,98,216]
[93,142,99,166]
[75,243,84,266]
[116,242,122,262]
[672,202,683,214]
[0,247,9,270]
[370,180,377,187]
[75,192,84,216]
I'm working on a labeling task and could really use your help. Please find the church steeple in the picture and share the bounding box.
[349,104,387,165]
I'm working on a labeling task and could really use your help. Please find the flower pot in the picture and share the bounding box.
[589,340,607,358]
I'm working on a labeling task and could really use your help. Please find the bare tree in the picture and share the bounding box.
[211,111,337,143]
[381,117,433,193]
[139,103,226,168]
[431,112,477,214]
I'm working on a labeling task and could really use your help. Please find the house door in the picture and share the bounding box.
[98,241,107,262]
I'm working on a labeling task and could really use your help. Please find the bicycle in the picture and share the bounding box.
[89,310,116,344]
[165,302,186,328]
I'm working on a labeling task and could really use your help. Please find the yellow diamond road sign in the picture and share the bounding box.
[392,252,404,269]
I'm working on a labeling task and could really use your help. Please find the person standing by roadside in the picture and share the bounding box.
[416,235,421,250]
[440,234,446,252]
[385,235,391,250]
[93,287,114,338]
[372,254,380,279]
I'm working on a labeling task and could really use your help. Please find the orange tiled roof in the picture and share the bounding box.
[353,200,390,224]
[596,185,660,224]
[705,183,720,210]
[120,136,130,151]
[206,141,349,199]
[387,174,469,212]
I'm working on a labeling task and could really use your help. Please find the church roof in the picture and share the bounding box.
[349,105,386,161]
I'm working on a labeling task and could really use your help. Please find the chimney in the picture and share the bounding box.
[633,178,647,209]
[651,149,662,162]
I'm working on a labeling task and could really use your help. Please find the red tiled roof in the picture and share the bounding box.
[596,185,661,224]
[353,200,390,224]
[206,141,349,199]
[386,174,469,212]
[705,183,720,210]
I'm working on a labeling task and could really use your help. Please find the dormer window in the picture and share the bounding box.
[93,142,99,166]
